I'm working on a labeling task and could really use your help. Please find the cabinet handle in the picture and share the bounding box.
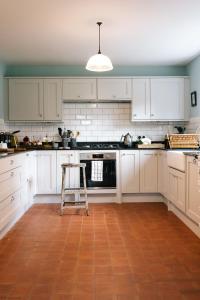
[133,114,137,117]
[112,95,116,98]
[40,114,43,117]
[11,196,15,202]
[150,114,154,117]
[10,171,14,177]
[77,95,80,98]
[10,159,14,165]
[26,153,29,157]
[57,114,60,117]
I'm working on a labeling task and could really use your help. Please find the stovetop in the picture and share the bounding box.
[77,142,120,150]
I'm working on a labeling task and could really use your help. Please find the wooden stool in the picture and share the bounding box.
[60,163,88,215]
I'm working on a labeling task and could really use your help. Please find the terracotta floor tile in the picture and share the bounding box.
[0,203,200,299]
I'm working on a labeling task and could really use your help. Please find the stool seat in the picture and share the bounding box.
[60,162,88,216]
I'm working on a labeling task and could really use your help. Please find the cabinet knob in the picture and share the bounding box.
[150,114,154,117]
[10,171,14,177]
[40,114,43,117]
[77,95,80,98]
[133,114,137,117]
[57,114,60,117]
[11,196,15,202]
[10,159,14,165]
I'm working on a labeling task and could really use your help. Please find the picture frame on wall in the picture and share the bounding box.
[191,91,197,107]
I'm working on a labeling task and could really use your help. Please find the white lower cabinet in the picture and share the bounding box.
[140,151,158,193]
[186,157,200,224]
[158,151,168,197]
[35,151,57,194]
[120,150,140,193]
[56,151,80,193]
[168,167,185,212]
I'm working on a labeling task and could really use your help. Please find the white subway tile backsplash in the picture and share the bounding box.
[0,102,183,142]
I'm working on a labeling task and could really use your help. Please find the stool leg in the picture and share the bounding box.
[61,167,65,216]
[83,166,89,216]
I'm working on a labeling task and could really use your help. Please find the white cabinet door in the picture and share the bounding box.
[9,79,44,121]
[150,78,184,120]
[56,151,80,193]
[35,151,57,194]
[62,78,96,100]
[44,79,62,121]
[140,150,158,193]
[120,150,140,193]
[98,78,132,100]
[168,167,185,212]
[186,157,200,224]
[132,78,150,120]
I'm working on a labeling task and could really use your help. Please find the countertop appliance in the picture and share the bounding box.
[80,152,116,189]
[120,133,133,148]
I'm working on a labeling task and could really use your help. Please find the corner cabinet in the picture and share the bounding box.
[62,78,96,100]
[120,150,140,193]
[97,78,132,101]
[9,79,62,121]
[132,77,188,121]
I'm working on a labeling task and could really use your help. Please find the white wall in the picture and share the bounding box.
[0,102,183,142]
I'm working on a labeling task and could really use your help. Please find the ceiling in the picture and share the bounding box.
[0,0,200,65]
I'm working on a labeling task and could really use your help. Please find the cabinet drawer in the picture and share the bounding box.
[0,190,21,232]
[0,155,22,175]
[0,167,21,201]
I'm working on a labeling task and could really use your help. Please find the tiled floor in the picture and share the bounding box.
[0,203,200,299]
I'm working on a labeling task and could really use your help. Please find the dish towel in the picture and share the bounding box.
[91,161,103,182]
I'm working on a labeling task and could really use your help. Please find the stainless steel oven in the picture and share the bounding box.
[80,152,116,189]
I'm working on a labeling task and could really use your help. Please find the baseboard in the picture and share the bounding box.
[168,202,200,239]
[122,193,165,203]
[34,194,119,204]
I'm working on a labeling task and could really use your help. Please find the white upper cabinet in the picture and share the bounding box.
[150,78,184,120]
[62,78,96,100]
[9,79,44,121]
[132,78,150,120]
[97,78,132,101]
[9,78,62,121]
[140,150,158,193]
[131,77,187,121]
[120,150,140,193]
[44,79,62,121]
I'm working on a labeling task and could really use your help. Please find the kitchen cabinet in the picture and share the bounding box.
[35,151,57,194]
[9,79,44,121]
[62,78,96,100]
[140,150,158,193]
[132,78,150,120]
[150,78,184,120]
[97,78,132,101]
[9,78,62,121]
[120,150,140,193]
[168,167,185,212]
[56,151,80,193]
[44,79,62,121]
[186,156,200,224]
[131,77,187,121]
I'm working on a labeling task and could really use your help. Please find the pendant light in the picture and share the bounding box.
[86,22,113,72]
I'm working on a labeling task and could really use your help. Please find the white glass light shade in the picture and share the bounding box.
[86,53,113,72]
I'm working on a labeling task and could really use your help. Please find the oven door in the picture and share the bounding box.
[80,154,116,189]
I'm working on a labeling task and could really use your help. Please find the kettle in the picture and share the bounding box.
[120,133,133,148]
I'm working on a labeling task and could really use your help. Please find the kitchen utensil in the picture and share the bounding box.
[120,133,133,148]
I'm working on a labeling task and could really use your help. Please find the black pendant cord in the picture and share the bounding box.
[97,22,102,54]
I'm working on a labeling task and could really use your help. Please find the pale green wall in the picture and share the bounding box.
[5,65,187,77]
[0,64,6,120]
[187,55,200,118]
